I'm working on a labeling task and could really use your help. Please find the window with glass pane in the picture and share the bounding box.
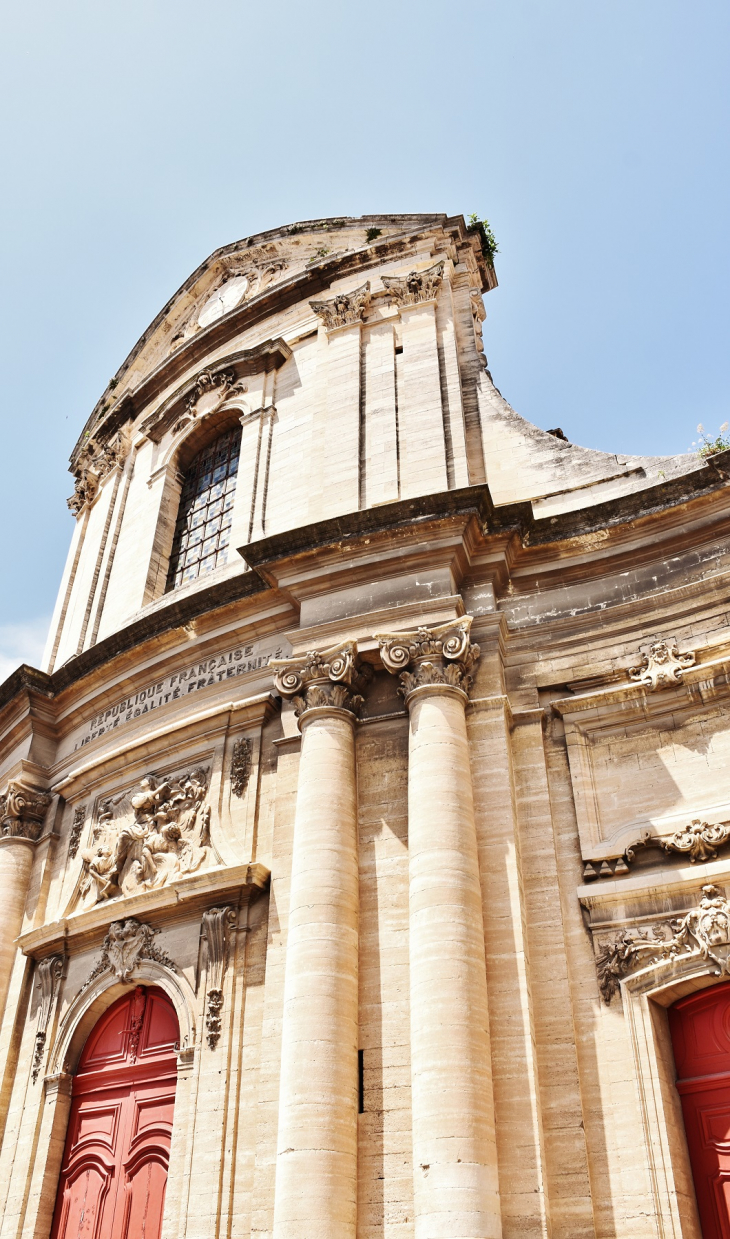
[166,426,241,591]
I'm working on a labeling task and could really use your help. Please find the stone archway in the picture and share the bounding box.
[49,985,179,1239]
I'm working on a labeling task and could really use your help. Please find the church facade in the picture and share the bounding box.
[1,212,729,1238]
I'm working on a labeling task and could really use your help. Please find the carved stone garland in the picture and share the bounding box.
[0,782,52,842]
[309,282,371,330]
[595,884,730,1003]
[31,955,64,1082]
[269,641,371,719]
[202,906,236,1049]
[381,261,444,307]
[67,805,87,860]
[79,918,176,993]
[375,617,480,704]
[230,738,253,798]
[628,638,696,690]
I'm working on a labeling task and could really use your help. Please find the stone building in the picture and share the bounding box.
[1,212,730,1238]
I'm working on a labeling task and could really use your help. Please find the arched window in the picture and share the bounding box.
[166,425,241,591]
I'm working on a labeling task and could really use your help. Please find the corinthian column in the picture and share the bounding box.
[375,618,501,1239]
[269,642,369,1239]
[0,782,52,1023]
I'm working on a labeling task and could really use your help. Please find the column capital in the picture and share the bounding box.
[381,260,444,310]
[309,282,371,332]
[270,640,371,722]
[0,780,52,842]
[374,616,480,705]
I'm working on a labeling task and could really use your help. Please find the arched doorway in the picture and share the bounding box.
[50,985,179,1239]
[670,980,730,1238]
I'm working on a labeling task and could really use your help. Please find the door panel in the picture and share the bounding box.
[51,988,178,1239]
[670,981,730,1239]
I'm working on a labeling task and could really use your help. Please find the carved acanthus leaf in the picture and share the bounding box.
[202,906,236,1049]
[0,781,52,842]
[230,739,253,798]
[594,884,730,1003]
[309,282,371,330]
[375,618,480,703]
[68,433,129,514]
[628,639,695,690]
[381,261,444,307]
[31,954,64,1083]
[80,918,176,992]
[270,641,371,719]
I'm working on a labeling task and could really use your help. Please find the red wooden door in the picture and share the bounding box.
[670,981,730,1238]
[50,986,178,1239]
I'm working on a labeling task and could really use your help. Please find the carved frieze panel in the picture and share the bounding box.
[78,767,211,908]
[593,884,730,1003]
[629,638,696,690]
[79,918,176,993]
[382,261,444,307]
[0,781,52,841]
[270,642,371,719]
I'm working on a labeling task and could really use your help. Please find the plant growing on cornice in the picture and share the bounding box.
[693,422,730,457]
[467,213,499,267]
[365,227,382,243]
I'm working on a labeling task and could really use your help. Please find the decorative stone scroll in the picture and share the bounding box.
[628,639,696,690]
[381,261,444,307]
[80,767,210,906]
[270,642,371,719]
[0,781,52,842]
[201,906,236,1049]
[584,818,730,881]
[375,618,480,703]
[80,918,176,992]
[67,805,87,860]
[309,282,371,330]
[31,954,64,1083]
[230,738,253,798]
[595,884,730,1003]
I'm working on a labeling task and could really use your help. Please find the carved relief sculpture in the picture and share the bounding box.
[375,617,480,703]
[629,638,696,690]
[309,282,371,330]
[31,954,64,1082]
[67,805,86,860]
[201,906,236,1049]
[595,884,730,1003]
[80,767,211,906]
[381,261,444,307]
[269,641,371,718]
[80,918,176,992]
[0,781,52,841]
[230,738,253,798]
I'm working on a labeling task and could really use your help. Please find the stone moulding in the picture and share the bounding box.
[374,617,480,703]
[0,781,53,842]
[628,638,696,690]
[270,641,371,719]
[594,883,730,1003]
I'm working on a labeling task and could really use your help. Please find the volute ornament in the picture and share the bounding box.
[375,617,480,703]
[0,781,52,842]
[31,954,64,1083]
[381,261,444,307]
[309,282,371,330]
[201,906,236,1049]
[270,641,371,719]
[628,638,695,690]
[595,884,730,1003]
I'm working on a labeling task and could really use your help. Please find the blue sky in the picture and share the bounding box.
[1,0,728,673]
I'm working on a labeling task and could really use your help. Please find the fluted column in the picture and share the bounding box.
[0,782,52,1024]
[269,642,369,1239]
[376,618,501,1239]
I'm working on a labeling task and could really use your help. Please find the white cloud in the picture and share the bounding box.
[0,618,51,684]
